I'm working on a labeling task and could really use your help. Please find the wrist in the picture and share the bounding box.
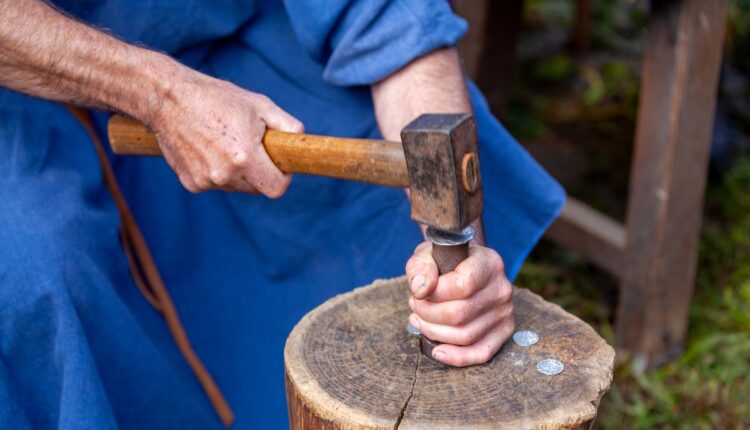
[114,49,187,127]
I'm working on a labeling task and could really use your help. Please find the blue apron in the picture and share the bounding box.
[0,1,565,428]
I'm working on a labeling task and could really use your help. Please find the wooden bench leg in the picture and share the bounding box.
[616,0,726,369]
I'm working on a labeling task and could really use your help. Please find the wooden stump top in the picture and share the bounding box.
[285,276,614,430]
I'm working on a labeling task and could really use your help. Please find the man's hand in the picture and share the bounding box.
[371,47,514,366]
[0,0,302,198]
[405,241,515,367]
[150,75,302,196]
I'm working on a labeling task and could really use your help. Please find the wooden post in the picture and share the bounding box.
[453,0,524,118]
[616,0,726,368]
[452,0,490,80]
[573,0,592,54]
[285,277,614,429]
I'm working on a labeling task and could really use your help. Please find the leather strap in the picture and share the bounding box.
[67,107,235,427]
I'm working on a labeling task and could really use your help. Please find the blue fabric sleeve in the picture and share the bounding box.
[283,0,468,86]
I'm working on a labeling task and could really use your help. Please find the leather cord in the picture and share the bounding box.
[66,107,235,428]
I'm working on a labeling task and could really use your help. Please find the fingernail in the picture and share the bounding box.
[408,315,420,331]
[410,275,426,294]
[408,297,415,310]
[433,350,447,361]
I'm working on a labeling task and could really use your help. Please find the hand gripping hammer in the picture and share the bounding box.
[107,113,483,358]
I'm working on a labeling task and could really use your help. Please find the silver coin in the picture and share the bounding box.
[512,330,539,347]
[537,359,564,375]
[405,323,421,336]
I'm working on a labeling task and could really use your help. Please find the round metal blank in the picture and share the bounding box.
[512,330,540,347]
[537,359,565,376]
[405,323,421,336]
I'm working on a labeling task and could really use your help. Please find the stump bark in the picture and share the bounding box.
[285,276,614,430]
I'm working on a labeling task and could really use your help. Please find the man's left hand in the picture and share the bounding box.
[405,242,515,367]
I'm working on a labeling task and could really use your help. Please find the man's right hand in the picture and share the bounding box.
[0,0,303,198]
[148,74,303,196]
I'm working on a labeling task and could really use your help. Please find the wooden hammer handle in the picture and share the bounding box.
[432,243,469,275]
[107,114,410,188]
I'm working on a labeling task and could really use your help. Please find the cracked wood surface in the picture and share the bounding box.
[284,276,614,429]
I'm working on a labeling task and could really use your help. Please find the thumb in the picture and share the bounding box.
[405,242,439,300]
[255,95,305,133]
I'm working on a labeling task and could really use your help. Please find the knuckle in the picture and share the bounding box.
[416,241,432,253]
[181,178,199,194]
[497,280,513,303]
[454,277,470,299]
[251,94,273,109]
[263,180,289,199]
[210,169,231,186]
[231,151,249,166]
[449,304,471,326]
[491,251,505,272]
[193,176,211,191]
[457,328,479,346]
[405,258,419,275]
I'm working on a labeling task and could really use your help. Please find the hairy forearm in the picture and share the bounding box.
[371,48,471,142]
[0,0,183,123]
[372,48,485,243]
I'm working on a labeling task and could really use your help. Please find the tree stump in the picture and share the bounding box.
[285,277,614,430]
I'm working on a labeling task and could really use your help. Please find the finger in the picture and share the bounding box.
[255,95,305,133]
[202,149,257,194]
[238,121,292,198]
[215,179,260,194]
[224,172,259,193]
[409,282,500,326]
[178,174,200,194]
[408,301,512,346]
[244,152,292,198]
[165,157,197,193]
[431,314,515,367]
[159,137,200,193]
[405,242,439,299]
[158,131,219,193]
[427,246,502,303]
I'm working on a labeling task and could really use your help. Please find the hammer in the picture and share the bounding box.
[107,113,483,358]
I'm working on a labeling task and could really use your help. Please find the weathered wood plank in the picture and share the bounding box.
[545,197,627,278]
[617,0,726,368]
[574,0,592,54]
[452,0,489,80]
[454,0,524,117]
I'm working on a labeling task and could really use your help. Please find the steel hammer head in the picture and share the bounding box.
[401,114,483,232]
